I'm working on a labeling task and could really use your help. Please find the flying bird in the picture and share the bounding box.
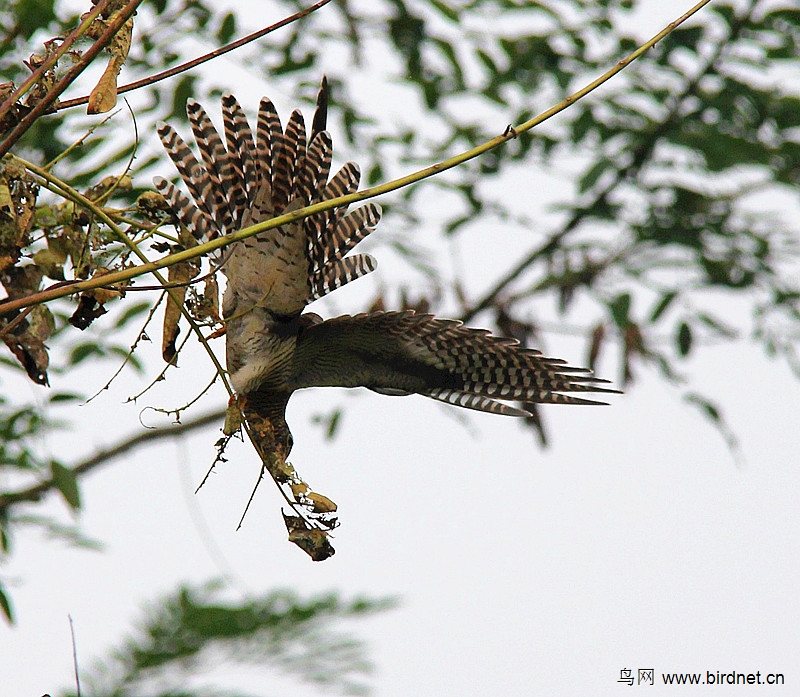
[154,79,619,458]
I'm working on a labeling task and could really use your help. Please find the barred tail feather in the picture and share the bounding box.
[295,131,333,208]
[154,177,216,246]
[310,76,328,143]
[324,203,381,262]
[309,254,378,301]
[156,79,381,313]
[527,392,616,406]
[320,162,360,210]
[186,99,236,233]
[220,93,257,220]
[272,109,306,212]
[423,389,533,417]
[156,123,218,225]
[256,98,282,202]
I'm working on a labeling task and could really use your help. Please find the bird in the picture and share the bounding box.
[154,78,619,460]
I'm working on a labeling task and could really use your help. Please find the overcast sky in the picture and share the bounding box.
[3,1,799,695]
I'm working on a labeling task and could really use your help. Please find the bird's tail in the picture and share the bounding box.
[154,78,381,304]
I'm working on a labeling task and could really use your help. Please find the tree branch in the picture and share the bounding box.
[0,0,113,118]
[0,0,145,158]
[0,408,224,513]
[459,0,752,325]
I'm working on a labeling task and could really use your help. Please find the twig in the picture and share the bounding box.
[69,614,82,697]
[85,290,167,403]
[0,0,145,158]
[57,0,334,111]
[0,0,112,118]
[0,409,225,513]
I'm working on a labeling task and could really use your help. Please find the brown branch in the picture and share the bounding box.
[0,0,145,158]
[0,408,224,514]
[57,0,334,111]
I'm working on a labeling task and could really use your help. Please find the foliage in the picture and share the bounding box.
[0,0,798,619]
[59,584,396,697]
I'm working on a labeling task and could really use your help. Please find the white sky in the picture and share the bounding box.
[3,1,799,695]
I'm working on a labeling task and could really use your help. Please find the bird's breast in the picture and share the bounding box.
[226,309,299,395]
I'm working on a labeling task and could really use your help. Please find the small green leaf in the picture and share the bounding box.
[367,162,384,186]
[475,49,497,74]
[51,462,81,510]
[677,321,692,357]
[429,0,459,22]
[608,293,632,329]
[0,586,13,624]
[326,409,342,440]
[114,301,151,329]
[650,291,678,323]
[684,393,742,464]
[697,313,737,338]
[578,158,611,194]
[69,343,104,365]
[216,12,236,44]
[49,392,83,404]
[685,393,719,422]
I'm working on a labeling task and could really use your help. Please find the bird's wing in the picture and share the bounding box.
[289,311,621,416]
[154,78,381,318]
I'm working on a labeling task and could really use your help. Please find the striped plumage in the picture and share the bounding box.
[154,79,380,315]
[155,79,618,456]
[290,311,618,414]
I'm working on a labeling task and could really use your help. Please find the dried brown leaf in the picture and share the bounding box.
[0,81,27,137]
[1,305,53,385]
[69,270,123,330]
[136,190,169,221]
[84,174,132,201]
[86,17,133,114]
[223,401,243,436]
[283,513,335,561]
[290,481,310,498]
[69,293,107,330]
[622,324,646,386]
[0,263,43,300]
[22,41,60,110]
[588,322,606,371]
[0,159,38,268]
[200,275,220,321]
[306,492,337,514]
[162,257,200,364]
[32,247,67,280]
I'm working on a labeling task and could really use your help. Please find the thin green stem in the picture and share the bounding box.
[19,157,233,396]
